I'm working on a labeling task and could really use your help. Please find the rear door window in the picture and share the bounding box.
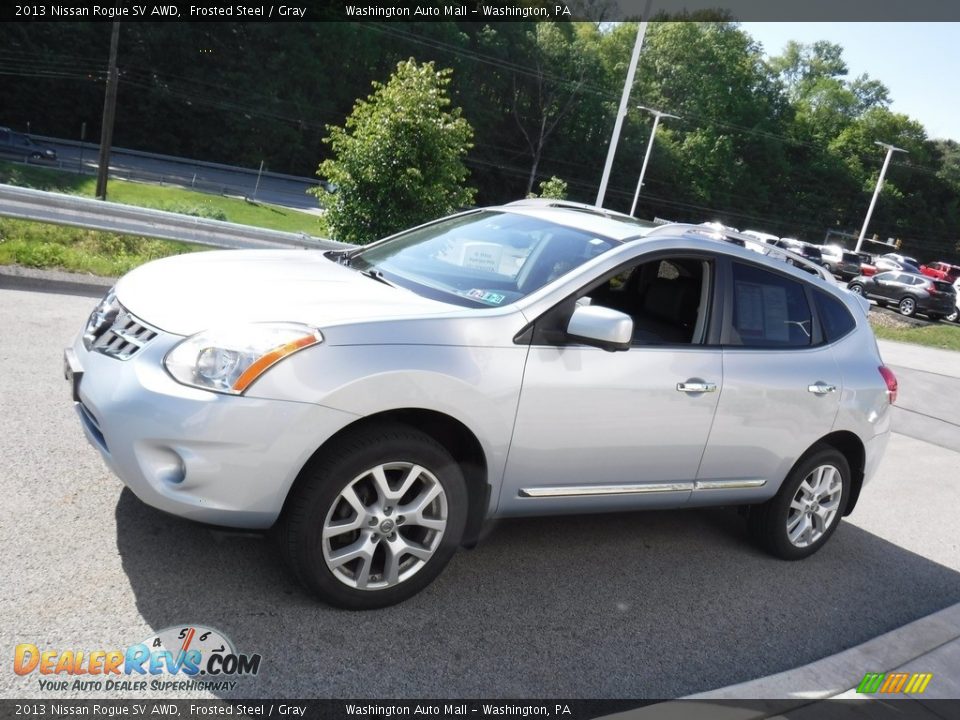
[728,262,813,348]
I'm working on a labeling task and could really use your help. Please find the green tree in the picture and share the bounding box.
[527,176,569,199]
[314,58,475,244]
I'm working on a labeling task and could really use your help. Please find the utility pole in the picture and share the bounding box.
[629,106,678,217]
[595,0,654,209]
[855,141,907,254]
[95,21,121,201]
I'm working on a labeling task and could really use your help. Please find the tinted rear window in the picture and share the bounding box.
[814,291,856,343]
[934,280,955,293]
[842,252,860,263]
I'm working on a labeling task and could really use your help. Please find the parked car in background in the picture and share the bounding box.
[772,239,824,267]
[874,257,921,275]
[947,278,960,323]
[0,127,57,162]
[857,253,878,277]
[881,252,920,268]
[820,246,862,280]
[64,200,895,608]
[920,261,960,283]
[848,271,957,319]
[741,230,779,244]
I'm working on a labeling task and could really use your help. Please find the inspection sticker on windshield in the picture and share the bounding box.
[467,289,506,304]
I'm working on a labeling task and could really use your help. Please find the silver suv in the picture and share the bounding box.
[65,201,896,608]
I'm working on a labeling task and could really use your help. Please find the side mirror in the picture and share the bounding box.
[566,305,633,352]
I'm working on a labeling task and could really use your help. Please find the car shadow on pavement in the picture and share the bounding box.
[115,489,960,699]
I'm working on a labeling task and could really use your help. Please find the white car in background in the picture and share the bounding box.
[948,278,960,323]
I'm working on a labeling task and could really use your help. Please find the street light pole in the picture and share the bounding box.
[630,107,678,217]
[595,0,654,209]
[855,141,907,254]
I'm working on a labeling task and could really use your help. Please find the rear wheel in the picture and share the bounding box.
[947,308,959,323]
[847,283,864,295]
[279,423,468,609]
[749,445,850,560]
[898,296,917,317]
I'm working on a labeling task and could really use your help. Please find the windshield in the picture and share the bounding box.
[348,211,618,307]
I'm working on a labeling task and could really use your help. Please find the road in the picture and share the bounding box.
[1,287,958,700]
[20,141,322,211]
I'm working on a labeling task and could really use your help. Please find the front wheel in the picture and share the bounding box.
[847,283,864,295]
[279,423,468,609]
[749,445,850,560]
[947,308,959,323]
[899,296,917,317]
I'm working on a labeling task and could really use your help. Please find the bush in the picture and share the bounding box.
[315,59,476,245]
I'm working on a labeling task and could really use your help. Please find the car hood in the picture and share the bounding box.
[115,249,460,336]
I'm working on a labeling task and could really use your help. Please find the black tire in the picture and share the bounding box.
[847,283,864,295]
[948,308,959,323]
[279,422,467,609]
[749,444,850,560]
[29,152,42,160]
[898,296,917,317]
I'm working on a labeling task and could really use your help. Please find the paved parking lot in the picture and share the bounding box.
[1,287,958,700]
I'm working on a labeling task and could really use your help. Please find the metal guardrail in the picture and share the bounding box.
[0,184,352,251]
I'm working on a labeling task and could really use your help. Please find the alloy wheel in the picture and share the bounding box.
[785,464,843,548]
[899,297,916,316]
[322,462,448,590]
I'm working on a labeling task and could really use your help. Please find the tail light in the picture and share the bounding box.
[879,366,898,404]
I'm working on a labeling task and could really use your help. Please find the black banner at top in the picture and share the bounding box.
[2,699,960,720]
[5,0,960,22]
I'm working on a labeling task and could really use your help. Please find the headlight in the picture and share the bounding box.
[164,323,322,395]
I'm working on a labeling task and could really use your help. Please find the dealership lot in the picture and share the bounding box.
[1,286,958,699]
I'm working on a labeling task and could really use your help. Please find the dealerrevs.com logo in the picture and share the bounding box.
[13,625,262,693]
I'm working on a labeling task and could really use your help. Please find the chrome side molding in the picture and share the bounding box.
[693,479,767,490]
[519,482,693,498]
[519,478,766,498]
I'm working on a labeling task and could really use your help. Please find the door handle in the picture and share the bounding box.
[677,381,717,393]
[808,382,837,395]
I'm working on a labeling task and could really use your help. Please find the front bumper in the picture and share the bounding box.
[66,330,359,528]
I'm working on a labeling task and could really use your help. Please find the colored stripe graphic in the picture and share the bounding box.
[858,672,933,694]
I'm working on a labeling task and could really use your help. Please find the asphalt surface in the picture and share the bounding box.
[1,287,959,700]
[23,142,321,211]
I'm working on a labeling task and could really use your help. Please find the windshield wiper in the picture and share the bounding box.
[324,249,354,267]
[359,268,395,287]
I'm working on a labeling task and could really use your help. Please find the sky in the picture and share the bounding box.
[740,23,960,143]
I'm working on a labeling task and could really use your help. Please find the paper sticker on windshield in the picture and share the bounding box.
[467,289,506,305]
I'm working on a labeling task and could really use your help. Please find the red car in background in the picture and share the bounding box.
[921,261,960,283]
[858,253,878,277]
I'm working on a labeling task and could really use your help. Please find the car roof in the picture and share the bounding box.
[494,201,655,242]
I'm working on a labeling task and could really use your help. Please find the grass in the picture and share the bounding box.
[0,160,328,236]
[871,318,960,352]
[0,160,329,277]
[0,218,201,277]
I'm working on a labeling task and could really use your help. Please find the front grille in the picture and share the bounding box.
[90,310,158,360]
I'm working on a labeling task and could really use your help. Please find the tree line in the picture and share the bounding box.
[1,21,958,258]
